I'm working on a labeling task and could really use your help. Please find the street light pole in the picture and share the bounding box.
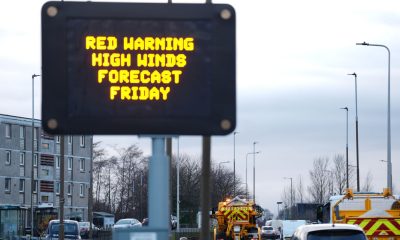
[233,131,238,197]
[246,151,259,200]
[356,41,392,193]
[284,177,293,219]
[31,74,40,236]
[347,72,360,192]
[340,107,349,189]
[176,137,180,231]
[253,141,258,203]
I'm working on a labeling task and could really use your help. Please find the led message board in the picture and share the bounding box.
[41,1,236,135]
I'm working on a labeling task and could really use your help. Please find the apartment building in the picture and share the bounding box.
[0,114,92,235]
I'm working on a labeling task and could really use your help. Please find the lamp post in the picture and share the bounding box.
[233,131,238,196]
[347,72,360,192]
[176,137,180,231]
[356,41,392,193]
[284,177,293,219]
[31,74,40,236]
[246,151,259,200]
[340,107,349,189]
[276,202,282,220]
[253,141,258,203]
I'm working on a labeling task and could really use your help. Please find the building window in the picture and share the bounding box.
[68,136,72,144]
[5,123,11,138]
[56,136,60,143]
[42,169,50,176]
[41,195,49,203]
[67,183,72,195]
[19,179,25,193]
[56,156,60,169]
[55,182,60,195]
[34,154,38,167]
[5,178,11,193]
[42,143,49,149]
[20,126,25,139]
[79,184,85,197]
[5,151,11,165]
[79,158,85,172]
[33,180,38,193]
[80,136,85,147]
[68,157,73,170]
[19,152,25,166]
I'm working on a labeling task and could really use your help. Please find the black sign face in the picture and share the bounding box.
[41,1,236,135]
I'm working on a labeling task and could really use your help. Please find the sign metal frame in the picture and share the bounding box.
[41,1,236,135]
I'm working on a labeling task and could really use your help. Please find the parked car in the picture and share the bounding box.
[261,225,280,239]
[291,223,367,240]
[140,216,176,230]
[78,222,99,239]
[45,220,81,240]
[112,218,142,229]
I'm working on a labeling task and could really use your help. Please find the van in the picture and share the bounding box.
[281,220,307,239]
[45,220,81,240]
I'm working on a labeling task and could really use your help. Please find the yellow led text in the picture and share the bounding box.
[137,53,186,68]
[86,36,118,50]
[123,37,194,51]
[110,86,171,101]
[97,69,182,84]
[85,35,195,102]
[91,53,131,67]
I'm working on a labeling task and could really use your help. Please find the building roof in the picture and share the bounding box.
[93,212,115,217]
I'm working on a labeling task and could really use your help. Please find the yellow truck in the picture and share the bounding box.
[319,188,400,240]
[211,196,263,240]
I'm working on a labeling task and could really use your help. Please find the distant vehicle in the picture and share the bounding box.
[45,219,81,240]
[78,222,90,238]
[265,220,283,239]
[317,189,400,239]
[291,223,367,240]
[261,226,280,239]
[281,220,307,239]
[78,222,99,239]
[112,218,142,229]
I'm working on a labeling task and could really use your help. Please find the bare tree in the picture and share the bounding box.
[332,154,347,195]
[92,142,108,203]
[296,175,305,204]
[308,157,331,204]
[362,171,374,192]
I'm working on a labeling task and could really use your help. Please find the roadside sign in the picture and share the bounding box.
[41,1,236,135]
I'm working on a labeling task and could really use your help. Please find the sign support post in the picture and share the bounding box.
[148,137,170,238]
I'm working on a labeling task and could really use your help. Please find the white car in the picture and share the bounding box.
[261,226,280,239]
[112,218,142,229]
[291,224,367,240]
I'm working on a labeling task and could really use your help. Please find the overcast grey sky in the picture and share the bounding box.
[1,0,399,216]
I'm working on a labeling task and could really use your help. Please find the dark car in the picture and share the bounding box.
[46,220,81,240]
